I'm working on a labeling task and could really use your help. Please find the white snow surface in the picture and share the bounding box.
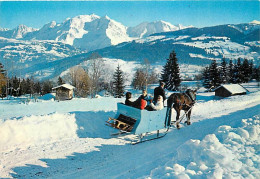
[0,85,259,178]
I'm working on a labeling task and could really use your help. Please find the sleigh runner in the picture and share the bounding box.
[106,103,171,144]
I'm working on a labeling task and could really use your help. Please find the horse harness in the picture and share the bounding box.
[173,92,195,108]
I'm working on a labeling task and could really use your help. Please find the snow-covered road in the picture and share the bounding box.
[0,91,259,178]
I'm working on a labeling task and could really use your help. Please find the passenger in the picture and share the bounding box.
[148,95,164,111]
[133,89,148,110]
[154,81,166,104]
[125,92,134,106]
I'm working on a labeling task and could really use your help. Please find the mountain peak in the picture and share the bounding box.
[127,20,189,38]
[250,20,260,24]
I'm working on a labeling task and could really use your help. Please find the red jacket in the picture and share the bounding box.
[140,99,147,110]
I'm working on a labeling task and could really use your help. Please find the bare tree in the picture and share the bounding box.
[70,66,92,97]
[87,53,105,97]
[132,69,147,90]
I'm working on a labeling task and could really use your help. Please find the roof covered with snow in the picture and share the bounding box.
[218,84,247,94]
[52,84,75,90]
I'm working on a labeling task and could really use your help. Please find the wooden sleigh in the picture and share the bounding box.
[106,103,171,144]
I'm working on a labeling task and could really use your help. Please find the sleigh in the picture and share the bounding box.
[106,103,171,144]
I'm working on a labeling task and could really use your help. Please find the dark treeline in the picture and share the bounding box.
[202,58,260,91]
[2,76,53,98]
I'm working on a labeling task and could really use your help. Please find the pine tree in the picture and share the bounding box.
[220,58,227,84]
[112,65,125,98]
[161,50,181,91]
[58,76,64,85]
[232,62,239,84]
[0,63,7,98]
[241,59,250,83]
[20,79,26,95]
[209,60,221,88]
[42,80,53,95]
[236,58,243,83]
[202,66,212,90]
[228,60,234,83]
[255,66,260,82]
[249,60,254,81]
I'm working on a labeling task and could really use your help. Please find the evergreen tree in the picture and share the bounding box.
[161,50,181,91]
[112,64,125,98]
[209,60,221,88]
[42,80,53,95]
[11,76,20,96]
[228,60,234,83]
[236,58,243,83]
[232,62,239,84]
[34,81,41,95]
[20,79,27,95]
[220,58,227,84]
[254,66,260,82]
[58,76,64,85]
[0,63,7,98]
[249,60,254,81]
[202,66,212,90]
[241,59,250,82]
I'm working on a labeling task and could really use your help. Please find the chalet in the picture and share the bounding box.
[52,84,75,101]
[215,84,247,97]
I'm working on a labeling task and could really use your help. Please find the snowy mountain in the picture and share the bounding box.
[0,15,189,52]
[0,24,38,39]
[93,22,260,65]
[22,14,132,51]
[127,20,191,38]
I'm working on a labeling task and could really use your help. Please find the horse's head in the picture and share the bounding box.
[186,89,197,101]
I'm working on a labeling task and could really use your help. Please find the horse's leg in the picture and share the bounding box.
[175,108,181,129]
[186,109,192,125]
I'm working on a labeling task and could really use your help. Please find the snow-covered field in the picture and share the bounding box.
[0,83,259,178]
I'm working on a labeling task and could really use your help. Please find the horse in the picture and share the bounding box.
[166,89,197,129]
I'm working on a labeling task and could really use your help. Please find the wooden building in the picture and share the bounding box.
[215,84,247,97]
[52,84,75,101]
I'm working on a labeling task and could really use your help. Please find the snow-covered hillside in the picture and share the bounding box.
[0,37,82,78]
[95,22,260,65]
[0,83,259,178]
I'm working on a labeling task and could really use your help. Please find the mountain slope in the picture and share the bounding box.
[94,22,260,65]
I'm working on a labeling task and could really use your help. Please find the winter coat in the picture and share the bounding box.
[154,86,166,102]
[125,99,134,106]
[149,96,164,111]
[133,95,147,110]
[140,99,147,110]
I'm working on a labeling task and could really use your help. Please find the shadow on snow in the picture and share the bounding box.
[10,104,260,179]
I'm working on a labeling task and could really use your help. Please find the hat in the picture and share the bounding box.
[160,81,165,86]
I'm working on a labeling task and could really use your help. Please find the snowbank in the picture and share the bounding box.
[148,115,260,179]
[0,113,77,152]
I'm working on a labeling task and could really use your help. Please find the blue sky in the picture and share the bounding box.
[0,1,259,29]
